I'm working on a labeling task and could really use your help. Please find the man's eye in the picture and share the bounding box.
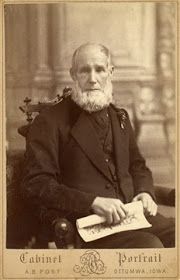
[96,67,105,72]
[79,67,90,73]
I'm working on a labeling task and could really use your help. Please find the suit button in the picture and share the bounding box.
[113,174,117,181]
[105,183,112,189]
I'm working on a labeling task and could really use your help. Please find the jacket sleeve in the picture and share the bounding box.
[126,111,156,201]
[20,111,96,223]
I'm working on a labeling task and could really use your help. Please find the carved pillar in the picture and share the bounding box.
[5,5,19,87]
[142,3,156,74]
[136,82,167,158]
[50,3,67,97]
[136,3,158,124]
[157,2,176,163]
[136,4,167,158]
[51,4,65,77]
[33,5,53,93]
[135,3,176,184]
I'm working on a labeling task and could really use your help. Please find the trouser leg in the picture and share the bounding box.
[79,213,175,249]
[142,213,175,248]
[80,231,164,249]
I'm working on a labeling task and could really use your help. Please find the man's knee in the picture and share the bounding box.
[146,215,175,247]
[131,232,164,248]
[80,231,164,249]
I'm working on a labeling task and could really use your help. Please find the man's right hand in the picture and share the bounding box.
[91,197,130,225]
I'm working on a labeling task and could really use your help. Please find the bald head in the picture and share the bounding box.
[71,43,112,74]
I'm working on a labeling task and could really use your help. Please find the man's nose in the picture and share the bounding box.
[89,70,97,83]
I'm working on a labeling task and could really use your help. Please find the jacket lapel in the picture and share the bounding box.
[109,105,129,199]
[70,111,113,183]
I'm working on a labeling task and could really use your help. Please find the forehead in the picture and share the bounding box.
[76,46,108,69]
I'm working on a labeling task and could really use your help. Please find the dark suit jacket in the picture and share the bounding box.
[21,96,155,224]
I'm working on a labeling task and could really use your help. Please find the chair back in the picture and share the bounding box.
[18,87,72,137]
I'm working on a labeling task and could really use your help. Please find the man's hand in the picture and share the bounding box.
[132,193,158,216]
[91,197,130,225]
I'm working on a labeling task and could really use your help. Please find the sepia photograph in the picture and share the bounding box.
[1,1,178,279]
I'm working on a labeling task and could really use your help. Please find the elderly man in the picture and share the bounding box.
[21,43,175,248]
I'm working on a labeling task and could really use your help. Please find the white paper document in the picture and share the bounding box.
[76,201,152,242]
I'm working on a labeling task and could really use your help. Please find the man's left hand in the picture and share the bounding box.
[132,193,158,216]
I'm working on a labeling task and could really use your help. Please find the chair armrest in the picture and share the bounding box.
[155,185,175,206]
[53,218,76,248]
[52,185,176,248]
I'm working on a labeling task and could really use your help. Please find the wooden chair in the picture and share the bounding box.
[6,87,175,249]
[7,87,74,249]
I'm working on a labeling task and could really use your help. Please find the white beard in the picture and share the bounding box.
[71,80,113,113]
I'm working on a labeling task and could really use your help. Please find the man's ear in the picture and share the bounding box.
[70,68,76,81]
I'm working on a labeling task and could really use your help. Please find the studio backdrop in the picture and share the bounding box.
[5,2,176,186]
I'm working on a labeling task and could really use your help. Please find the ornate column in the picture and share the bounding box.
[142,3,156,74]
[50,3,67,97]
[136,3,167,158]
[33,5,53,95]
[136,82,167,159]
[135,3,176,185]
[157,2,176,163]
[51,4,65,78]
[136,3,158,124]
[5,5,19,87]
